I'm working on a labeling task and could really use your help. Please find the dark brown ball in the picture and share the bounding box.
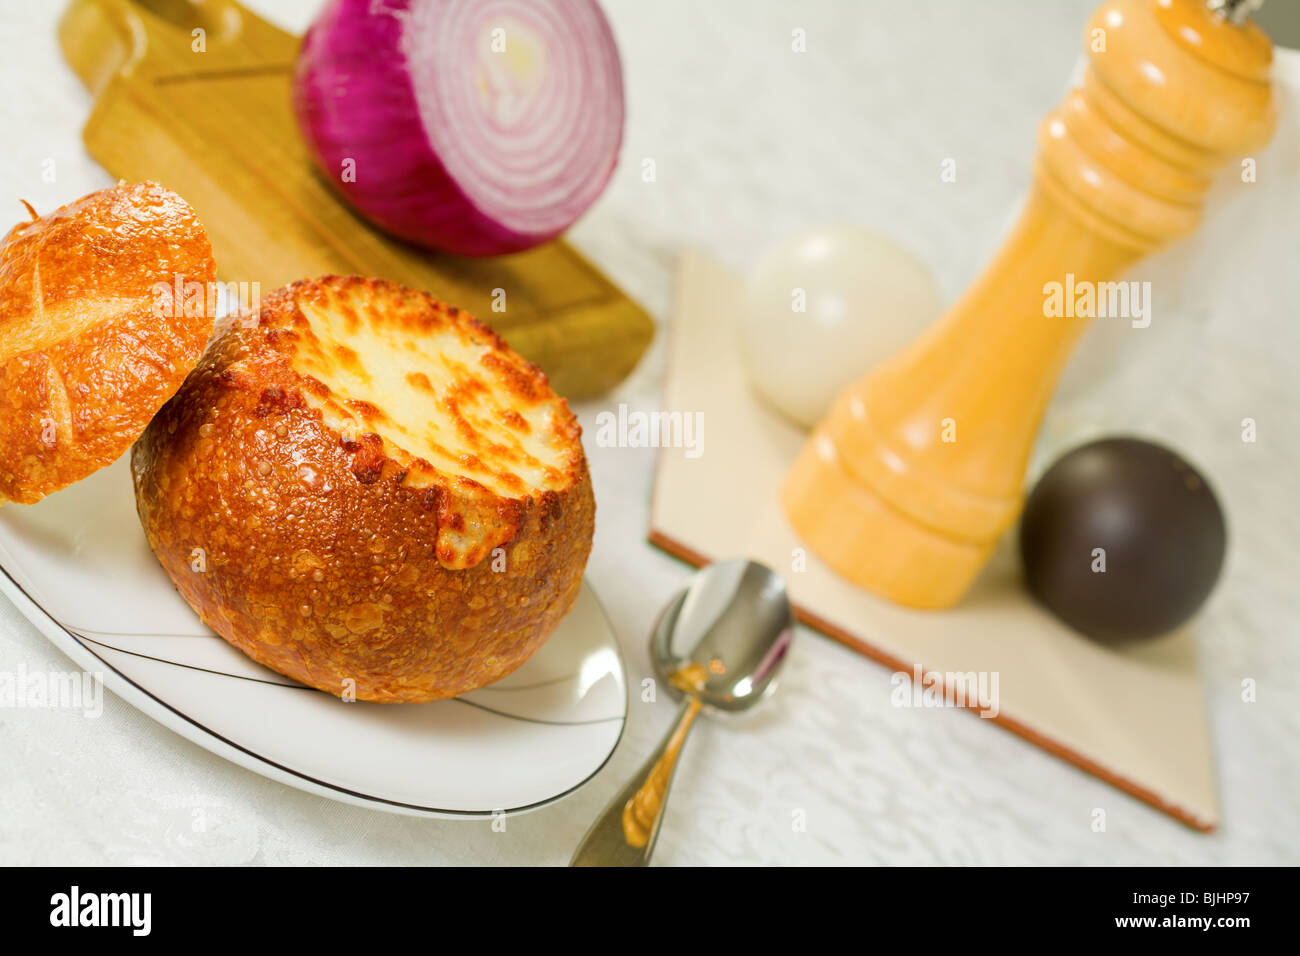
[1018,437,1226,643]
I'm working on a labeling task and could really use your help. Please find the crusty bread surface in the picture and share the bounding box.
[0,182,216,504]
[131,275,595,703]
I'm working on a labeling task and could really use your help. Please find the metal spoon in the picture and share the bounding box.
[569,559,795,866]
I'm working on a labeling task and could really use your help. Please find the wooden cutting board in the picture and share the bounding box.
[58,0,653,400]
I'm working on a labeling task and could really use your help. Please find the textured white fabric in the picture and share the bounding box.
[1,0,1297,865]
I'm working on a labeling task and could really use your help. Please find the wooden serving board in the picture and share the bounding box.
[58,0,653,400]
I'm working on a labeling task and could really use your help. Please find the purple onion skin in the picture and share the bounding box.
[293,0,617,257]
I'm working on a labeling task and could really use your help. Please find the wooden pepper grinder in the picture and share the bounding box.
[783,0,1277,609]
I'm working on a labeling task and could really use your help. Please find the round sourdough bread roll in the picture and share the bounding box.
[131,275,595,703]
[0,182,216,504]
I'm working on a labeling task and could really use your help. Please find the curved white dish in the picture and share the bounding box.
[0,458,626,818]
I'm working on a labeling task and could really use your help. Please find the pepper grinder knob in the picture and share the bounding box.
[1208,0,1265,25]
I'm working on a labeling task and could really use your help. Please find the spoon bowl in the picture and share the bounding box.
[570,559,794,866]
[651,559,793,712]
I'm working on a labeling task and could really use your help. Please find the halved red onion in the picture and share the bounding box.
[292,0,624,257]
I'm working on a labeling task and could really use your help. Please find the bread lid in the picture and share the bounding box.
[0,182,217,504]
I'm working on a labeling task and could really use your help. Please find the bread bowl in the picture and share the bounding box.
[0,182,216,504]
[131,275,595,703]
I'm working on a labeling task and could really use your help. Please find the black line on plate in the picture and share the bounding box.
[0,562,627,817]
[76,632,623,726]
[470,673,581,693]
[73,632,309,689]
[62,626,220,638]
[455,697,623,727]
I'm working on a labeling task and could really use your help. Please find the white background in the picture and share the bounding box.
[1,0,1297,865]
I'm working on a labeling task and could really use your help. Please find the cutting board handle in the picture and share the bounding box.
[61,0,247,95]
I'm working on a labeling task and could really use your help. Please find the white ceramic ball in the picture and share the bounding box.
[740,225,942,429]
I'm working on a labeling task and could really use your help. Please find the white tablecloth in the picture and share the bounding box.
[1,0,1297,865]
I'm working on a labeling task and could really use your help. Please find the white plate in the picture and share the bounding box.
[0,458,626,818]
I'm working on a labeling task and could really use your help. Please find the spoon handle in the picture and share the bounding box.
[569,696,701,866]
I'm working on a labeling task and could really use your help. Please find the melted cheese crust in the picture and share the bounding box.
[278,276,579,500]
